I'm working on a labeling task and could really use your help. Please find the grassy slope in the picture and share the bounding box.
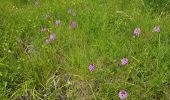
[0,0,170,99]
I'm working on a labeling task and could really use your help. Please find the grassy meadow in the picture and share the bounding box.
[0,0,170,99]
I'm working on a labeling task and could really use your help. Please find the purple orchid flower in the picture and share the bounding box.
[46,14,50,20]
[153,26,160,33]
[89,64,95,71]
[46,39,51,44]
[121,58,128,65]
[133,27,141,37]
[72,20,76,29]
[46,33,56,44]
[50,33,56,40]
[55,20,60,27]
[119,90,128,100]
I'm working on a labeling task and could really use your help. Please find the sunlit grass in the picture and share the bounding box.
[0,0,170,99]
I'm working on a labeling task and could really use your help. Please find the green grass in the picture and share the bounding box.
[0,0,170,99]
